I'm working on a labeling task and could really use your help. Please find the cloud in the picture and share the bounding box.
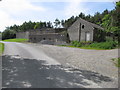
[0,0,45,13]
[28,0,117,2]
[0,0,116,32]
[0,11,22,31]
[0,0,46,31]
[64,0,89,18]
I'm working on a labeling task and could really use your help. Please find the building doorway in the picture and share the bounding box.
[85,32,90,41]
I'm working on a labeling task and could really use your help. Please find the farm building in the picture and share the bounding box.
[16,18,105,44]
[29,28,68,44]
[68,18,105,42]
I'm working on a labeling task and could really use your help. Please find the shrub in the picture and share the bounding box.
[88,41,118,49]
[80,41,92,46]
[112,57,120,67]
[70,41,118,49]
[70,41,82,47]
[71,41,93,47]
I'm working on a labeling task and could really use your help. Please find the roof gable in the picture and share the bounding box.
[76,18,104,30]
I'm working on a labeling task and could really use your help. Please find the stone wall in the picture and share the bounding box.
[29,33,67,43]
[29,28,67,43]
[16,31,29,39]
[29,28,55,35]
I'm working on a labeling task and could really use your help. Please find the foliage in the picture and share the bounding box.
[2,29,16,40]
[88,41,118,49]
[70,41,118,49]
[71,41,92,47]
[0,43,4,55]
[3,38,28,42]
[71,41,82,47]
[112,57,120,67]
[54,19,61,28]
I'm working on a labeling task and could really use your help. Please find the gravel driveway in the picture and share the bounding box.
[31,43,118,78]
[2,42,118,88]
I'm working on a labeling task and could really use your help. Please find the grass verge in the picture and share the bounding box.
[59,41,118,50]
[0,43,4,55]
[3,38,28,43]
[59,45,107,50]
[112,58,120,67]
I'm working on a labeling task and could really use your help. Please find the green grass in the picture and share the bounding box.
[0,43,4,55]
[112,58,120,67]
[3,38,28,43]
[59,41,118,50]
[59,45,107,50]
[87,41,118,49]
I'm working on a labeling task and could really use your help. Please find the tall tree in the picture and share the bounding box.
[54,19,61,28]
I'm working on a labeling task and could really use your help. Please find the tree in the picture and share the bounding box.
[61,20,65,28]
[34,22,41,29]
[46,21,53,28]
[78,12,85,19]
[54,19,61,28]
[63,16,76,28]
[2,29,16,40]
[93,12,102,25]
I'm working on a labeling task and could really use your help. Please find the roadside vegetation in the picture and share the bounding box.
[3,38,28,43]
[0,43,4,55]
[60,40,118,50]
[112,58,120,67]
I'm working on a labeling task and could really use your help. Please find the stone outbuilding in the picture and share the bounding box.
[16,18,105,44]
[29,28,68,43]
[67,18,105,42]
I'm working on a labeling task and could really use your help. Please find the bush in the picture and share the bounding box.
[71,41,82,47]
[70,41,118,49]
[2,29,16,40]
[80,41,92,46]
[71,41,93,47]
[112,57,120,67]
[88,41,118,49]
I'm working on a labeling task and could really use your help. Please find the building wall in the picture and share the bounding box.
[29,33,66,43]
[67,20,80,41]
[80,27,94,41]
[29,28,67,43]
[29,28,55,35]
[16,31,29,39]
[68,18,94,42]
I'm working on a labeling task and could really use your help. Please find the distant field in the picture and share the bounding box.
[0,43,4,55]
[3,38,28,42]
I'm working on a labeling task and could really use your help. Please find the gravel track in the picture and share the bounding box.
[32,43,118,78]
[2,42,118,88]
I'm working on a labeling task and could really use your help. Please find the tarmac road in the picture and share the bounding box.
[1,42,118,88]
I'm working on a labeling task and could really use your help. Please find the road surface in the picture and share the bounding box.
[2,42,118,88]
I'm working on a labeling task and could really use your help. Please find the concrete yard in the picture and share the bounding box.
[2,42,118,88]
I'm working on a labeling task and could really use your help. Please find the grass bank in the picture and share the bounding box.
[3,38,28,43]
[59,45,107,50]
[112,58,120,67]
[0,43,4,55]
[60,41,118,50]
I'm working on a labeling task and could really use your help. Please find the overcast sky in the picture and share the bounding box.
[0,0,117,32]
